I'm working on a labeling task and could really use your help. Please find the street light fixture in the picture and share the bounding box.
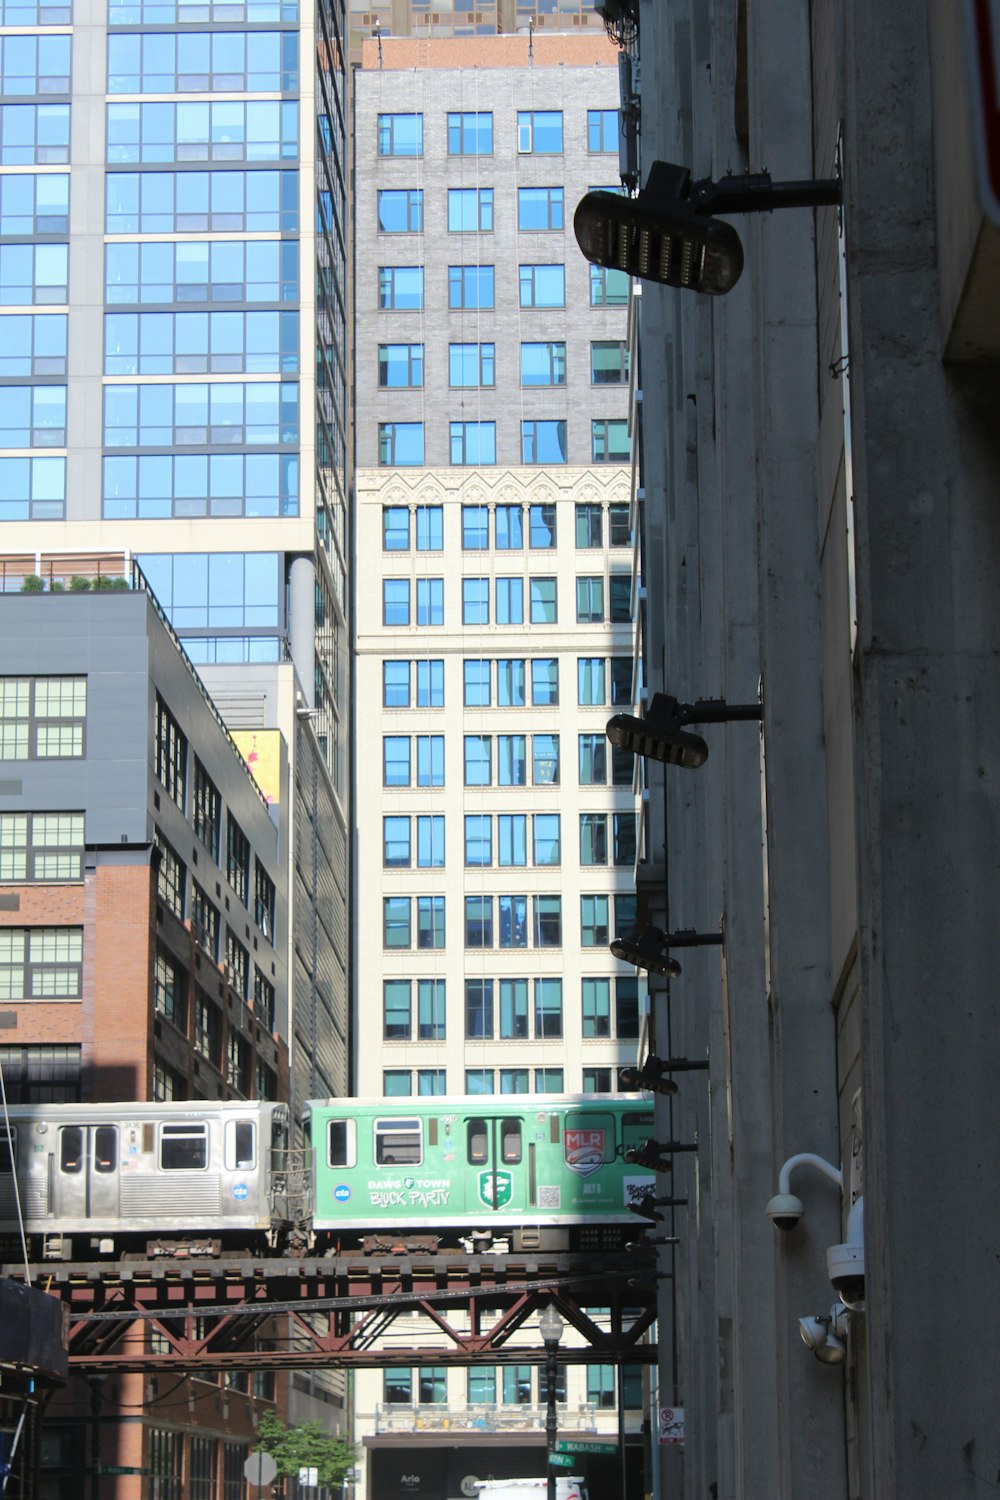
[606,692,762,770]
[611,923,724,978]
[539,1303,565,1500]
[574,160,842,295]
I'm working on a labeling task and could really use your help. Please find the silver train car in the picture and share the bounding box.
[0,1100,305,1260]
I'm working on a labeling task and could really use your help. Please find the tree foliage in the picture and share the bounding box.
[256,1411,356,1488]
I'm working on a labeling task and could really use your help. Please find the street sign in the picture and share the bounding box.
[555,1441,617,1456]
[298,1468,319,1488]
[965,0,1000,224]
[244,1452,278,1488]
[99,1468,144,1476]
[548,1454,577,1469]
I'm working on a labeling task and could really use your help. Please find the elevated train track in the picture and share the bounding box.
[2,1251,658,1374]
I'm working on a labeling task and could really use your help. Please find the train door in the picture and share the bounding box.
[54,1123,119,1222]
[0,1124,18,1225]
[466,1115,524,1216]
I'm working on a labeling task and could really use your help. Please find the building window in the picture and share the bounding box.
[580,813,608,866]
[578,657,606,705]
[154,829,185,916]
[253,968,275,1031]
[0,811,83,882]
[378,112,422,156]
[416,815,445,867]
[383,1070,411,1096]
[496,504,523,548]
[587,108,619,153]
[448,187,493,231]
[576,575,604,623]
[533,814,560,866]
[464,659,491,707]
[531,658,559,704]
[378,421,424,465]
[415,505,443,550]
[519,263,565,308]
[532,733,559,786]
[418,1068,446,1095]
[499,978,528,1039]
[614,811,637,867]
[499,893,528,946]
[468,1368,497,1405]
[194,993,221,1065]
[496,577,524,626]
[382,579,410,626]
[383,735,411,787]
[533,894,562,948]
[517,109,563,154]
[497,734,526,787]
[0,927,82,1001]
[190,1437,218,1500]
[529,504,557,548]
[609,504,631,546]
[384,815,411,868]
[518,185,563,230]
[383,660,410,707]
[384,1369,412,1404]
[591,339,630,384]
[579,734,607,785]
[148,1428,183,1500]
[155,949,186,1030]
[191,882,219,958]
[0,384,66,446]
[460,506,489,551]
[534,978,562,1038]
[464,815,492,867]
[417,978,446,1041]
[0,1043,81,1103]
[466,1068,495,1095]
[522,420,566,464]
[378,265,423,309]
[615,893,638,934]
[379,342,423,388]
[378,187,423,232]
[155,694,186,808]
[416,578,444,626]
[587,1366,617,1408]
[416,659,444,706]
[582,976,611,1038]
[529,577,557,623]
[590,265,629,306]
[462,578,489,625]
[464,734,492,786]
[521,341,566,386]
[383,896,411,950]
[581,893,610,947]
[575,503,603,548]
[153,1060,184,1101]
[225,928,248,998]
[226,813,249,904]
[451,420,496,465]
[617,976,641,1040]
[450,342,495,387]
[226,1029,249,1093]
[592,418,630,463]
[535,1067,563,1093]
[416,734,445,787]
[583,1067,613,1093]
[384,979,411,1039]
[465,894,493,948]
[417,894,446,949]
[497,658,525,706]
[465,979,494,1038]
[502,1367,532,1404]
[498,817,527,868]
[609,573,632,621]
[448,264,494,309]
[448,111,493,155]
[192,760,220,860]
[610,656,633,703]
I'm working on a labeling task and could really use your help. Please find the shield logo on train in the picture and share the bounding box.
[564,1129,605,1178]
[477,1169,513,1209]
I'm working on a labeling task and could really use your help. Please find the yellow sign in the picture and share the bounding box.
[232,729,282,805]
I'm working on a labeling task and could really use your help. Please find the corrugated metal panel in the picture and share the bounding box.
[121,1174,222,1217]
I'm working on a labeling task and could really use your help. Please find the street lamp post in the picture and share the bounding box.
[539,1304,565,1500]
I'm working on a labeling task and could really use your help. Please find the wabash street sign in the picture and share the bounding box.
[966,0,1000,224]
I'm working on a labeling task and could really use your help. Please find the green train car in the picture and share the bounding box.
[304,1094,656,1251]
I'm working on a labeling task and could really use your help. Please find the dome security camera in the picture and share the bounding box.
[827,1239,865,1310]
[765,1191,805,1231]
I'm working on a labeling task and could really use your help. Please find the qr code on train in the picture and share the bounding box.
[537,1185,561,1209]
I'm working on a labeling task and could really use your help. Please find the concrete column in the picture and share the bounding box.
[289,554,316,708]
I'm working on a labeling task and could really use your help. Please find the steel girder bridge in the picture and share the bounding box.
[3,1251,658,1375]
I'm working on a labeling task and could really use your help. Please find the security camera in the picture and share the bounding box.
[765,1191,805,1231]
[827,1239,865,1310]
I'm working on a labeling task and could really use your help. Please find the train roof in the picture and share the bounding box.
[0,1100,288,1122]
[303,1092,650,1111]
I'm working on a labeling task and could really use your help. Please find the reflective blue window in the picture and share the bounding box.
[449,343,494,387]
[0,173,68,234]
[137,552,280,629]
[103,453,298,518]
[104,310,298,374]
[377,189,423,233]
[0,456,65,519]
[383,662,410,707]
[0,35,71,94]
[521,342,566,386]
[415,659,444,707]
[378,113,422,157]
[0,313,66,376]
[517,186,563,231]
[462,579,489,626]
[106,101,298,165]
[0,104,70,165]
[590,265,629,306]
[107,32,297,93]
[105,169,298,233]
[415,506,442,551]
[109,0,297,21]
[378,266,423,310]
[416,736,444,787]
[448,188,493,232]
[447,112,492,156]
[521,420,567,464]
[104,381,298,447]
[450,421,495,465]
[378,422,423,466]
[416,815,444,868]
[519,264,565,308]
[587,109,619,153]
[378,343,422,388]
[105,240,298,304]
[1,0,70,19]
[0,243,68,304]
[416,579,443,627]
[463,660,490,707]
[517,110,562,154]
[0,385,66,446]
[448,265,494,309]
[383,580,410,627]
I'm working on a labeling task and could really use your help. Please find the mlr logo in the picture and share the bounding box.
[564,1129,605,1178]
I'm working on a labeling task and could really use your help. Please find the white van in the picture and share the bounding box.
[474,1479,587,1500]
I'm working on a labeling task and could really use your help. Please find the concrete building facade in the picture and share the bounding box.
[600,1,1000,1497]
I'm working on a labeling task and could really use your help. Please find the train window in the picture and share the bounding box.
[60,1126,83,1174]
[501,1119,522,1164]
[621,1110,655,1157]
[467,1119,488,1165]
[374,1117,422,1166]
[160,1123,208,1171]
[94,1126,117,1173]
[224,1121,256,1171]
[563,1110,617,1169]
[327,1119,356,1168]
[0,1125,15,1174]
